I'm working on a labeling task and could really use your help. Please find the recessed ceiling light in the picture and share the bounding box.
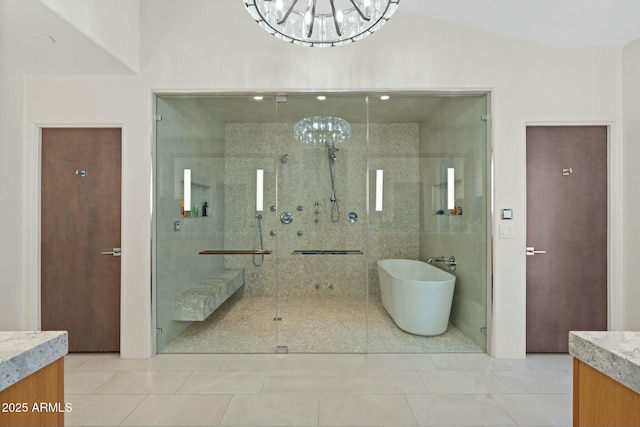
[317,96,326,101]
[380,95,390,101]
[36,33,56,43]
[253,96,264,101]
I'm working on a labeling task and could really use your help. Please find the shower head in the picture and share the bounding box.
[328,145,339,160]
[293,116,351,146]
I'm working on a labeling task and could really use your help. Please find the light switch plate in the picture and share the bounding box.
[499,223,514,238]
[501,208,513,220]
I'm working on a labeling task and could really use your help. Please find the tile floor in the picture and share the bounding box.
[160,295,482,354]
[64,352,573,426]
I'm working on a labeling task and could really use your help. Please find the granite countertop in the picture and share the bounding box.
[569,331,640,394]
[0,331,68,392]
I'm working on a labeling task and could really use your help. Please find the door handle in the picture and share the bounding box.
[101,248,121,257]
[526,247,546,256]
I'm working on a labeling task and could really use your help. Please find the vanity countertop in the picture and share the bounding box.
[569,331,640,394]
[0,331,68,392]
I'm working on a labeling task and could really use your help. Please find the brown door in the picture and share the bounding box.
[41,128,122,352]
[526,126,607,353]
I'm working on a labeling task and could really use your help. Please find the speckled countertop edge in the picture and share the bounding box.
[569,331,640,394]
[0,331,68,392]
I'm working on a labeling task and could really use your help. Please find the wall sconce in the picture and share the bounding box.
[183,169,191,212]
[447,167,455,210]
[375,169,384,212]
[256,169,264,212]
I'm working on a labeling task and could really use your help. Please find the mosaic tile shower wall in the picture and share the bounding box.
[223,121,421,298]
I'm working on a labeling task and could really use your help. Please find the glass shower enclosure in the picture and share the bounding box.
[154,92,489,354]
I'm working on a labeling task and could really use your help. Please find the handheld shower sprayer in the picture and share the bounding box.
[327,143,340,222]
[253,213,264,266]
[328,145,339,161]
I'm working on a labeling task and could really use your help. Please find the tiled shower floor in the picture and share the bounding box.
[161,293,483,353]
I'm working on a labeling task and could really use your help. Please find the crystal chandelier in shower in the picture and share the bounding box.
[244,0,400,47]
[293,116,351,145]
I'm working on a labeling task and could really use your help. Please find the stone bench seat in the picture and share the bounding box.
[171,269,245,321]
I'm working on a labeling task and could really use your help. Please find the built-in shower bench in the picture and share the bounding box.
[171,268,245,321]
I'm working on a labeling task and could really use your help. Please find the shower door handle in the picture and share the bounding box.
[526,247,546,256]
[101,248,122,257]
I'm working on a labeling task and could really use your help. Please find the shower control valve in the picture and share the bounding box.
[280,212,294,224]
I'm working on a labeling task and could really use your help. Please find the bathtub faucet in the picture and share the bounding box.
[427,256,457,272]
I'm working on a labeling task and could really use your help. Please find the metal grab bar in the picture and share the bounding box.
[292,250,363,255]
[199,250,272,255]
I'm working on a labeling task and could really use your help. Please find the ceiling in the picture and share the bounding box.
[0,0,135,75]
[402,0,640,48]
[162,93,480,124]
[2,0,640,79]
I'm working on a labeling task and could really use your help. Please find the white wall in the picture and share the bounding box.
[38,0,140,72]
[22,76,152,358]
[9,0,628,358]
[0,0,139,333]
[0,0,137,76]
[623,38,640,330]
[0,67,25,331]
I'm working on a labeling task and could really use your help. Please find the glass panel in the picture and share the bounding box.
[154,92,489,355]
[367,94,488,353]
[274,95,368,353]
[155,95,279,353]
[222,95,279,352]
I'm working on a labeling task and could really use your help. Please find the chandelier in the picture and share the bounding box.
[244,0,400,47]
[294,116,351,145]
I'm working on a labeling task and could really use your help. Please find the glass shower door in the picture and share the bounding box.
[272,95,369,353]
[220,95,280,353]
[366,94,489,353]
[155,94,281,353]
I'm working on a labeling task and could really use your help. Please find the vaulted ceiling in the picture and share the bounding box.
[402,0,640,48]
[2,0,640,78]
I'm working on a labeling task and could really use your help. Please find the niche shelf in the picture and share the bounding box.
[180,179,211,218]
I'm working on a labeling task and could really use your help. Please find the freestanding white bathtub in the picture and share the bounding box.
[377,259,456,336]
